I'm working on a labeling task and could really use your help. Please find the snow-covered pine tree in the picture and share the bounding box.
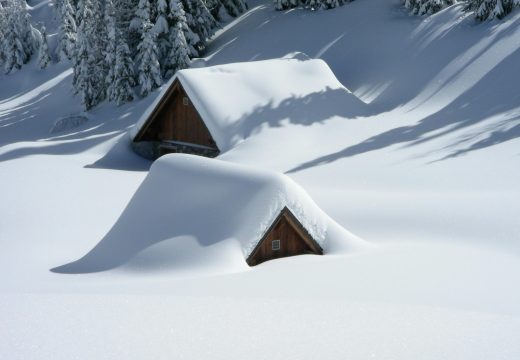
[181,0,218,50]
[213,0,248,18]
[275,0,302,10]
[73,0,99,110]
[91,0,108,104]
[129,0,146,51]
[319,0,341,10]
[164,22,190,77]
[171,0,200,57]
[38,25,51,69]
[113,27,136,105]
[17,0,38,58]
[2,0,33,73]
[154,0,171,73]
[136,0,163,96]
[274,0,295,10]
[106,0,136,105]
[0,2,6,69]
[76,0,85,24]
[404,0,421,14]
[404,0,454,15]
[105,0,118,102]
[418,0,455,15]
[205,0,221,19]
[56,0,77,61]
[472,0,515,20]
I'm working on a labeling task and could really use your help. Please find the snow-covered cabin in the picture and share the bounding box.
[53,154,365,273]
[131,54,363,159]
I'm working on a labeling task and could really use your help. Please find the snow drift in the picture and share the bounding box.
[131,53,368,153]
[53,154,365,274]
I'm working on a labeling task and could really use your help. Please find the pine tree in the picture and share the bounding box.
[105,0,118,102]
[207,0,247,19]
[164,22,190,77]
[56,0,77,61]
[215,0,247,17]
[129,0,145,50]
[0,3,7,69]
[17,0,37,58]
[3,1,28,73]
[274,0,297,10]
[154,0,171,72]
[181,0,218,50]
[2,0,37,73]
[113,0,140,61]
[113,28,136,105]
[76,0,85,24]
[91,0,108,104]
[319,0,341,10]
[171,0,200,57]
[136,0,163,96]
[404,0,420,14]
[73,0,98,110]
[422,0,444,15]
[38,25,51,69]
[465,0,516,20]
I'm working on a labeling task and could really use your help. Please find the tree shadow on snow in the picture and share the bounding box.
[222,86,371,147]
[288,29,520,172]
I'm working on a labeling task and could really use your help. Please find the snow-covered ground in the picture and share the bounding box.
[1,0,520,358]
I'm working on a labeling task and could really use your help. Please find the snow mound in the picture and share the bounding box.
[131,53,367,152]
[53,154,365,274]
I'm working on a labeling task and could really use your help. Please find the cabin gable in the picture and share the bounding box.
[133,79,219,159]
[246,207,323,266]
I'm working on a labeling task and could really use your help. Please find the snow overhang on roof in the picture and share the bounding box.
[130,53,364,153]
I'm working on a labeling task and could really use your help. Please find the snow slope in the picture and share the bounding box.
[1,0,520,359]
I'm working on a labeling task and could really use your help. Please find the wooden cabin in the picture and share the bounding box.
[247,207,323,266]
[131,55,364,161]
[132,79,220,160]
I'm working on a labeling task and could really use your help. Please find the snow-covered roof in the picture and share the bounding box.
[56,154,365,273]
[131,54,364,152]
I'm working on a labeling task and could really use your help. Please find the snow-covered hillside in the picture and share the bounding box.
[1,0,520,359]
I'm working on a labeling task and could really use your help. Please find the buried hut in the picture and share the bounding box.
[131,54,365,160]
[53,154,365,273]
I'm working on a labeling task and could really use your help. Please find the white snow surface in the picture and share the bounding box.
[1,0,520,359]
[53,154,364,274]
[131,53,367,152]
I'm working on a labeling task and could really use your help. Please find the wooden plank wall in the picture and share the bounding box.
[136,81,217,150]
[156,85,216,148]
[248,212,320,266]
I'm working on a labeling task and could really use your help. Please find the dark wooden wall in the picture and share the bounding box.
[135,81,217,150]
[247,209,322,266]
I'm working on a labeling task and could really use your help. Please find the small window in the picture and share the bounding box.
[272,239,281,251]
[183,97,189,106]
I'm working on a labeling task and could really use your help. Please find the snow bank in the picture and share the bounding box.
[53,154,365,273]
[130,53,367,152]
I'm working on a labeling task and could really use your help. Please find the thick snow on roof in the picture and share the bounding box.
[55,154,365,273]
[130,53,366,152]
